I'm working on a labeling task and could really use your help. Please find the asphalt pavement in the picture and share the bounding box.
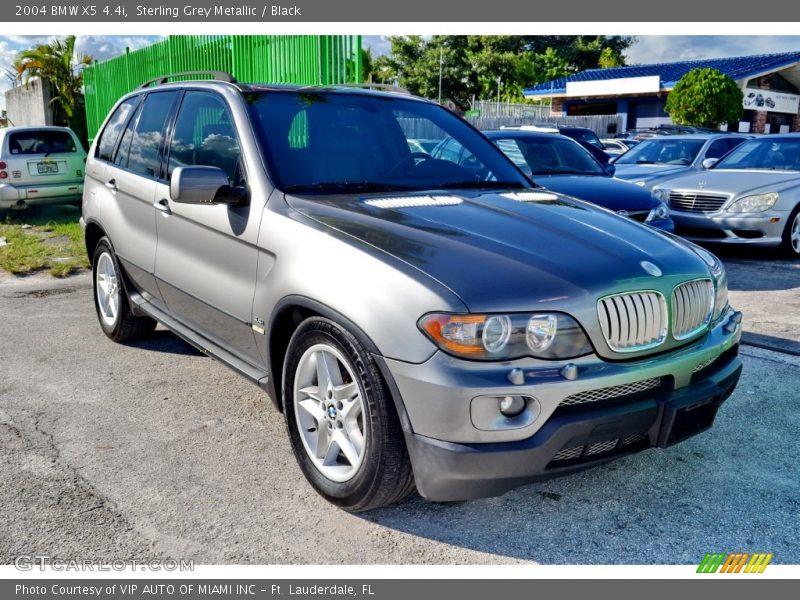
[0,262,798,565]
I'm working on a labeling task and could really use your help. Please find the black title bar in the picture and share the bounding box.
[3,0,798,21]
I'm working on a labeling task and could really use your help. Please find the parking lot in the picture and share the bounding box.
[0,248,798,565]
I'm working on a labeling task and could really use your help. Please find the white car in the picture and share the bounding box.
[0,126,86,217]
[653,134,800,257]
[601,138,638,157]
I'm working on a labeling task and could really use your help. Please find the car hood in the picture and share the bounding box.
[656,169,800,196]
[284,189,709,318]
[535,174,656,211]
[613,163,691,182]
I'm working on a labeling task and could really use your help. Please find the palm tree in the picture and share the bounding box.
[14,36,93,141]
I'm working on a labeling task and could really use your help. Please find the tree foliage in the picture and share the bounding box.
[665,68,744,128]
[367,35,634,109]
[14,36,93,141]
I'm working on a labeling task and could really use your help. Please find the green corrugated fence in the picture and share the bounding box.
[83,35,362,142]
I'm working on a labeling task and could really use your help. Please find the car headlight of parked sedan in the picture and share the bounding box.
[646,201,670,222]
[651,187,669,203]
[419,312,593,360]
[726,192,779,213]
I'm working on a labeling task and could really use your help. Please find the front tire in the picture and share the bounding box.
[782,206,800,258]
[282,317,414,512]
[92,237,156,342]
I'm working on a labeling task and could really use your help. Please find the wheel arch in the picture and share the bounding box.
[83,219,107,262]
[266,296,382,412]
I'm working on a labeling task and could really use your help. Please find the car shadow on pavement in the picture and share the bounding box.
[126,329,203,357]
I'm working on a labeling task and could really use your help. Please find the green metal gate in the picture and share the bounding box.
[83,35,362,141]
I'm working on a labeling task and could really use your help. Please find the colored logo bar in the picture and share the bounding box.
[697,552,773,573]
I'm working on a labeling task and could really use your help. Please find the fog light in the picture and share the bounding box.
[499,395,527,418]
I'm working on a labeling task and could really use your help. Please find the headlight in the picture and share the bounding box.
[726,192,778,213]
[651,188,669,203]
[419,312,593,360]
[646,201,670,222]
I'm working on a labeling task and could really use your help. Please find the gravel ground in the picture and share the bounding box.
[719,249,800,354]
[0,266,798,565]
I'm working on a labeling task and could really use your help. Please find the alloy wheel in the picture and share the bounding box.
[293,343,366,482]
[95,252,120,327]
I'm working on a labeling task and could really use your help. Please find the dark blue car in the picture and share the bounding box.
[483,130,674,232]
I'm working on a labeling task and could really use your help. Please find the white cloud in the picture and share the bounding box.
[626,36,800,65]
[75,36,164,62]
[363,35,392,57]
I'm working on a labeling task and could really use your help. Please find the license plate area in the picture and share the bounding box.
[659,395,720,446]
[36,162,59,174]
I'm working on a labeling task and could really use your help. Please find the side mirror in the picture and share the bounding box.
[702,158,719,170]
[604,162,616,176]
[170,166,241,205]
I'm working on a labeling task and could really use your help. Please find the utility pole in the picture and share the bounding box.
[496,76,503,114]
[438,46,444,105]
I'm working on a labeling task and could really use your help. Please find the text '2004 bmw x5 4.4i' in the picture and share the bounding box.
[81,72,743,511]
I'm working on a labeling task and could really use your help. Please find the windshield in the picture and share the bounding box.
[615,137,705,166]
[245,91,528,193]
[492,136,606,176]
[714,138,800,171]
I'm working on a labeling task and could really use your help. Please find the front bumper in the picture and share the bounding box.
[672,209,786,246]
[380,309,743,502]
[406,350,741,501]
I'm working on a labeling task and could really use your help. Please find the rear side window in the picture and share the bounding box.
[97,97,139,161]
[168,91,241,183]
[8,130,79,155]
[113,103,142,168]
[126,91,179,178]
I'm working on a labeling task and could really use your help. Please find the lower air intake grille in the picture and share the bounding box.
[551,446,584,461]
[586,439,619,456]
[559,377,661,407]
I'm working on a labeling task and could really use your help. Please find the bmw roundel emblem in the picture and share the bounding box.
[641,261,663,277]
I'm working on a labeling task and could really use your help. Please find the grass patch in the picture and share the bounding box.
[0,205,88,277]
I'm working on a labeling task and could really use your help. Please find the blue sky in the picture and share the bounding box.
[362,35,800,64]
[2,35,800,109]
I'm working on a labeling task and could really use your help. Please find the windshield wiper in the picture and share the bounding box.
[537,169,600,176]
[635,160,656,164]
[283,181,414,193]
[436,180,525,190]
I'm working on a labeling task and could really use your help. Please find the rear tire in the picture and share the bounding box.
[92,237,156,342]
[282,317,415,512]
[781,206,800,259]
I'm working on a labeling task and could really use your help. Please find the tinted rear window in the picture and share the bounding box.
[8,130,79,155]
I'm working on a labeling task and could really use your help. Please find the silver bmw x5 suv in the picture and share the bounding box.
[81,73,743,511]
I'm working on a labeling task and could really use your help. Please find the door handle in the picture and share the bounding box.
[153,198,172,215]
[105,179,118,192]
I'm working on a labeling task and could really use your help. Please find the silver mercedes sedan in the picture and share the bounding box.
[653,134,800,257]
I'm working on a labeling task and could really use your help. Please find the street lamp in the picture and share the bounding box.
[438,46,444,105]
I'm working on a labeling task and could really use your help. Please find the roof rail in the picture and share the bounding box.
[312,82,412,95]
[138,71,237,90]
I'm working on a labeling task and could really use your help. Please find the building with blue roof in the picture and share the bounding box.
[524,51,800,134]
